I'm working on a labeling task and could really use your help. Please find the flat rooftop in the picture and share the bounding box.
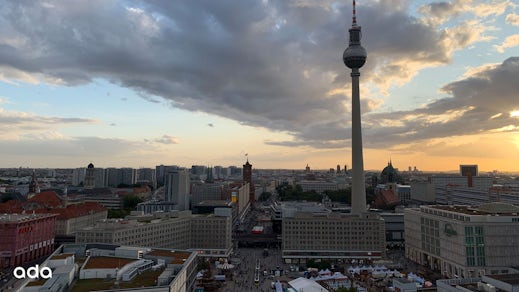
[51,253,74,260]
[83,256,136,269]
[147,249,192,263]
[486,273,519,285]
[428,203,519,216]
[0,213,57,222]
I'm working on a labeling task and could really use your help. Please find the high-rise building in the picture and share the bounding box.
[164,170,190,211]
[137,167,157,188]
[120,167,137,186]
[155,165,181,186]
[105,168,121,187]
[93,167,105,188]
[343,0,367,215]
[71,167,86,186]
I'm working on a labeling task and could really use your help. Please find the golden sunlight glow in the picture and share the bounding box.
[490,113,503,119]
[510,110,519,118]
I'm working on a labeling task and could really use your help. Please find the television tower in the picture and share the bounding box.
[343,0,367,215]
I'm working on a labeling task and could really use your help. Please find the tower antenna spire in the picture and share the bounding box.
[352,0,357,26]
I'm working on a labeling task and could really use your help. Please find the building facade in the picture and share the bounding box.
[164,170,190,210]
[54,202,108,236]
[243,159,255,204]
[75,210,232,257]
[298,180,338,194]
[405,203,519,278]
[191,182,225,205]
[0,213,58,268]
[282,212,386,264]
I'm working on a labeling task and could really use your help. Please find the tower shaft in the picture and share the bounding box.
[350,68,366,215]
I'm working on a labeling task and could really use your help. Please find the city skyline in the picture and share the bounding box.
[0,1,518,171]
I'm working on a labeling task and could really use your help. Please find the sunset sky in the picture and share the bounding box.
[0,0,518,171]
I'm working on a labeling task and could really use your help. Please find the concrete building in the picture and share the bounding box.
[190,211,233,257]
[136,200,178,213]
[164,170,190,210]
[229,183,250,217]
[75,210,233,258]
[298,180,338,193]
[105,168,122,187]
[120,168,137,186]
[76,211,192,249]
[405,203,519,278]
[0,213,58,268]
[429,176,493,205]
[155,165,181,186]
[191,182,225,205]
[410,181,436,203]
[137,167,156,188]
[282,211,386,264]
[71,167,86,186]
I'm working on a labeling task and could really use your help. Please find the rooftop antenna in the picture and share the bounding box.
[352,0,357,27]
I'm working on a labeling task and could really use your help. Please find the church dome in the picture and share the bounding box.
[87,163,94,169]
[380,161,399,183]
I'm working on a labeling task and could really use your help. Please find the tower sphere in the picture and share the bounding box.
[343,44,367,69]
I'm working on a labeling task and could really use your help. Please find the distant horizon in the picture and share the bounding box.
[3,165,519,175]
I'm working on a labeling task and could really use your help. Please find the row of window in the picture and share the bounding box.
[285,221,379,226]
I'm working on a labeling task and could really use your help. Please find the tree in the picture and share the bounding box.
[108,209,130,218]
[259,192,272,201]
[123,195,143,210]
[325,189,351,204]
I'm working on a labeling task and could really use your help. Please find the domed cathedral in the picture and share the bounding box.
[380,160,401,184]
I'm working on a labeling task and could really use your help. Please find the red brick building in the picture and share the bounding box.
[243,159,255,204]
[0,213,58,268]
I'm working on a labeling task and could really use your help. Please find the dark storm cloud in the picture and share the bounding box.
[0,0,506,148]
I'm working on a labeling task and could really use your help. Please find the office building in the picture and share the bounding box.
[298,180,338,193]
[155,165,181,186]
[164,170,190,211]
[405,203,519,278]
[71,167,86,186]
[282,210,386,264]
[120,168,137,186]
[75,210,232,258]
[191,182,225,205]
[229,182,250,217]
[137,167,156,188]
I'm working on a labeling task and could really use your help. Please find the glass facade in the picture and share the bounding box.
[465,226,485,266]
